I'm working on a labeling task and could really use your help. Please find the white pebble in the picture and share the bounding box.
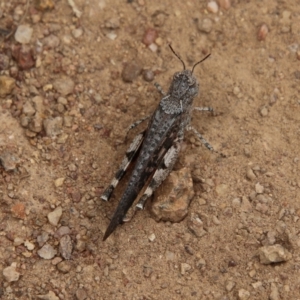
[106,32,117,40]
[148,43,158,52]
[148,233,156,242]
[207,1,219,13]
[14,24,33,44]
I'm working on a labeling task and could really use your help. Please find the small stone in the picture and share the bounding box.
[143,266,153,278]
[54,226,71,238]
[54,177,65,187]
[23,101,36,116]
[225,280,235,292]
[165,251,175,261]
[57,260,71,273]
[105,17,120,29]
[122,61,142,82]
[142,28,158,46]
[237,289,250,300]
[48,206,63,226]
[252,281,262,289]
[232,198,241,207]
[188,212,206,238]
[24,240,35,251]
[14,237,24,246]
[11,203,26,219]
[72,28,83,39]
[14,24,33,44]
[258,244,292,264]
[255,182,264,194]
[53,77,75,95]
[197,18,213,33]
[75,288,87,300]
[260,106,268,117]
[0,76,15,97]
[75,240,86,252]
[148,43,158,52]
[43,34,60,48]
[246,168,256,180]
[38,244,57,259]
[0,151,20,171]
[180,263,191,275]
[257,23,269,41]
[151,168,194,222]
[3,264,20,282]
[106,32,117,40]
[59,235,73,260]
[240,196,252,212]
[37,232,49,247]
[148,233,156,242]
[11,45,35,70]
[207,1,219,13]
[143,69,154,82]
[215,184,228,196]
[270,283,280,300]
[35,0,55,11]
[43,117,63,137]
[212,215,221,225]
[51,257,62,265]
[218,0,231,10]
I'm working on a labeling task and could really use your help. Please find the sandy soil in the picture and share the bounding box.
[0,0,300,299]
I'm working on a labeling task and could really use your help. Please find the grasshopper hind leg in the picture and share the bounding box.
[136,139,181,210]
[101,131,145,202]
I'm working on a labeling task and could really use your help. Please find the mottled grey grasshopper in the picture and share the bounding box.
[101,45,213,240]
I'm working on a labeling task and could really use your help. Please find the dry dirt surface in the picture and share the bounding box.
[0,0,300,299]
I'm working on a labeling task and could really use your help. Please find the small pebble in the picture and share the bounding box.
[143,69,154,82]
[0,76,15,97]
[14,24,33,44]
[148,43,158,52]
[57,261,71,273]
[38,244,57,259]
[122,61,142,82]
[53,77,74,95]
[44,117,63,137]
[43,34,60,48]
[106,32,117,40]
[238,289,250,300]
[24,240,35,251]
[257,23,269,41]
[148,233,156,242]
[258,244,292,264]
[225,280,235,292]
[37,232,49,247]
[180,263,191,275]
[207,1,219,13]
[72,28,83,39]
[218,0,231,10]
[48,206,63,226]
[54,177,65,187]
[3,263,20,282]
[142,28,158,46]
[197,18,213,33]
[59,235,73,260]
[255,182,264,194]
[270,283,280,300]
[246,168,256,180]
[12,45,35,70]
[260,106,268,117]
[105,17,120,29]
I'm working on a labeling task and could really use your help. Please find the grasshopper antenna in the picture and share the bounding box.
[191,53,211,74]
[169,44,186,70]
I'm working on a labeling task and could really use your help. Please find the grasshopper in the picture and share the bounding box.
[101,45,213,240]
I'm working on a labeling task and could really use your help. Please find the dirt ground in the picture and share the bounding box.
[0,0,300,299]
